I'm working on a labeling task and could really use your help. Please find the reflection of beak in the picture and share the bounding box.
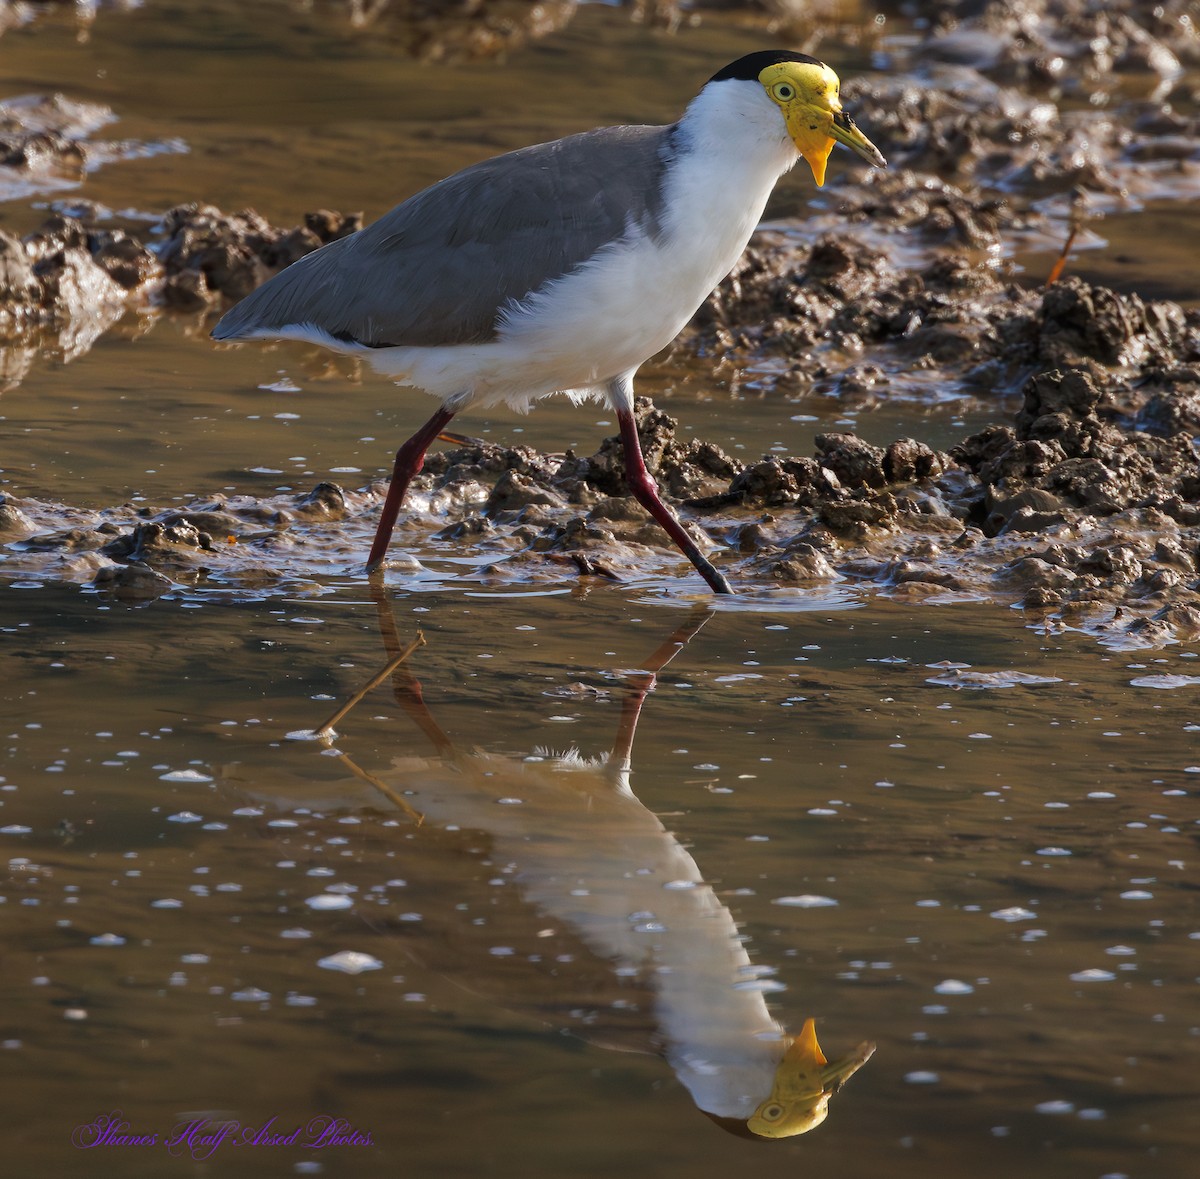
[806,1020,876,1094]
[783,1017,875,1092]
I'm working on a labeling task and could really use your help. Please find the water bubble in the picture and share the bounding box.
[1129,674,1200,689]
[991,907,1037,922]
[318,951,382,975]
[306,895,353,911]
[1035,1100,1075,1115]
[286,729,327,742]
[159,769,213,784]
[934,979,974,995]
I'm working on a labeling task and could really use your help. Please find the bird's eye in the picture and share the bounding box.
[771,82,796,103]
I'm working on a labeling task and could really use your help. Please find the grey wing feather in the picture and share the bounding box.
[211,124,675,348]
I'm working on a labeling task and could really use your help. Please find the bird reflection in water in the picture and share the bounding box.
[313,598,873,1138]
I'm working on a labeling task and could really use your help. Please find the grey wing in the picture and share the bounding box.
[211,124,675,349]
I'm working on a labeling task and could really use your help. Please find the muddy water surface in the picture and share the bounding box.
[2,3,1199,1177]
[5,581,1199,1178]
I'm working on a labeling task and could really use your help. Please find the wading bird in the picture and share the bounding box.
[211,51,885,594]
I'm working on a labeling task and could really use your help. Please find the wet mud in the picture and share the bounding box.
[1,0,673,61]
[1,0,1199,647]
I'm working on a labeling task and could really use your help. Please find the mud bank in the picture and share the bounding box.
[3,362,1199,649]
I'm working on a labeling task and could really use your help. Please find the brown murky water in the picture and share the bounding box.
[2,4,1198,1177]
[5,582,1199,1177]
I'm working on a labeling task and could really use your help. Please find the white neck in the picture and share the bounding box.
[674,78,799,179]
[651,80,799,302]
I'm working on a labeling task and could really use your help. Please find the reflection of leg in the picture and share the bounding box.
[612,605,713,769]
[369,578,455,755]
[365,405,457,572]
[640,605,714,676]
[616,409,733,595]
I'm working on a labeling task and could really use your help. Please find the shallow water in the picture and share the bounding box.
[2,3,1199,1176]
[4,581,1199,1177]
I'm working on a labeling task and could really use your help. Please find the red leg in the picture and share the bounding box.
[366,405,456,572]
[617,409,732,595]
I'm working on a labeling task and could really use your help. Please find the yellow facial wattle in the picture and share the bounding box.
[758,60,886,186]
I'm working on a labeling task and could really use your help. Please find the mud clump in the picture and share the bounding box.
[158,205,362,310]
[565,400,742,501]
[955,368,1200,533]
[693,228,1198,406]
[0,214,154,345]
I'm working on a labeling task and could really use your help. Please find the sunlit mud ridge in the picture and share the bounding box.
[0,203,362,387]
[691,225,1197,404]
[7,0,1196,70]
[0,91,187,208]
[0,0,660,59]
[4,372,1199,648]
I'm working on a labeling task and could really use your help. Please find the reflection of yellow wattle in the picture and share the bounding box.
[748,1018,831,1137]
[748,1018,875,1139]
